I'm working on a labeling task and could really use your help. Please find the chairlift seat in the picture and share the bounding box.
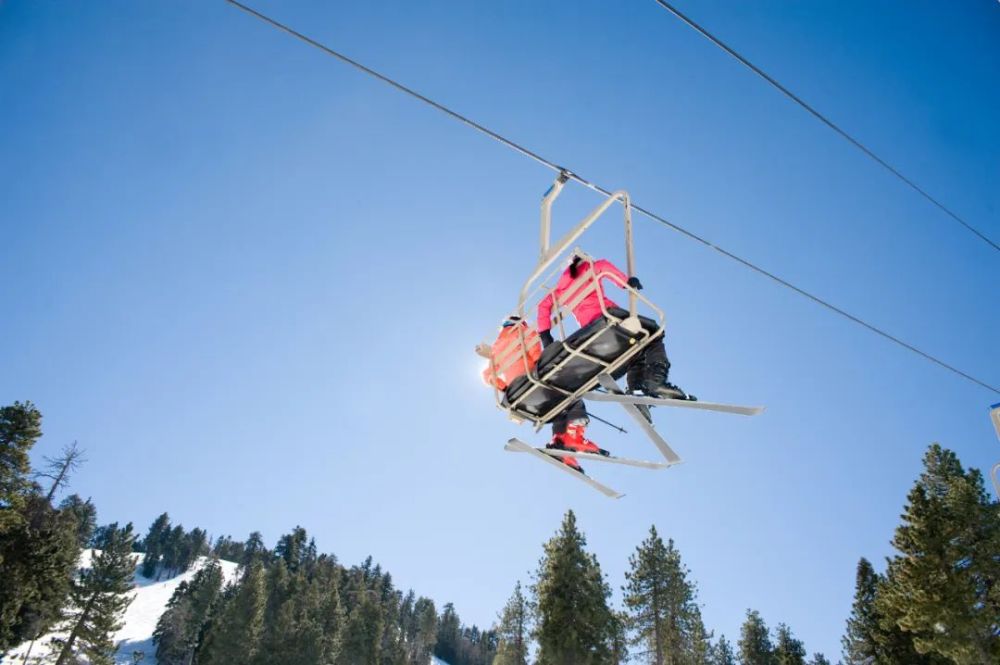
[502,309,663,422]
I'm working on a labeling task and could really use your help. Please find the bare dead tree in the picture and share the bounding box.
[35,441,86,503]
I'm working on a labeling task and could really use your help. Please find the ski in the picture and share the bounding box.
[585,388,764,416]
[504,438,624,499]
[595,374,682,465]
[504,442,672,469]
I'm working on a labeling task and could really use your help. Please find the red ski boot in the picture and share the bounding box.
[561,422,610,456]
[546,430,586,474]
[546,423,610,471]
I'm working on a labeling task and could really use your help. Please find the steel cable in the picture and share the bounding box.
[652,0,999,253]
[223,0,998,395]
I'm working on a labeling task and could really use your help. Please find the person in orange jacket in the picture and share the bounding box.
[478,315,604,473]
[479,316,541,391]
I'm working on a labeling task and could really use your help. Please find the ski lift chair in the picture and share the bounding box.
[484,174,763,497]
[487,173,664,431]
[498,253,665,429]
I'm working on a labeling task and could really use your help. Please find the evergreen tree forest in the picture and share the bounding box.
[3,398,998,664]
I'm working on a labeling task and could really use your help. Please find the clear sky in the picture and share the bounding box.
[2,0,998,660]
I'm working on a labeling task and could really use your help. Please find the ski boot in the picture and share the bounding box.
[549,422,610,457]
[643,362,696,401]
[646,381,695,401]
[545,437,584,473]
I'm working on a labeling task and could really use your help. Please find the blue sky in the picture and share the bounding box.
[2,1,998,659]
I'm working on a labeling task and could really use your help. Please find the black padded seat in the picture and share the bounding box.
[502,374,567,419]
[503,308,662,420]
[536,309,660,391]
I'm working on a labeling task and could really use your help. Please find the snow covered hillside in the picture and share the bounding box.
[3,551,452,665]
[2,551,240,665]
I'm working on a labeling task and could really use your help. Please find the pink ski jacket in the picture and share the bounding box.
[537,258,629,333]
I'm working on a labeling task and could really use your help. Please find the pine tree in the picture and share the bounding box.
[400,591,416,657]
[841,557,934,664]
[337,572,384,665]
[53,522,136,665]
[375,570,405,665]
[622,525,705,664]
[0,401,42,536]
[198,559,266,665]
[494,581,530,665]
[688,606,712,665]
[242,530,268,568]
[141,513,170,578]
[609,610,629,665]
[59,494,97,547]
[738,610,774,665]
[807,654,831,665]
[711,634,736,665]
[255,560,311,665]
[152,580,195,665]
[316,561,346,664]
[255,568,328,665]
[875,444,1000,664]
[409,596,437,665]
[161,524,187,577]
[435,602,462,664]
[211,534,246,562]
[773,624,806,665]
[182,527,208,571]
[0,493,81,651]
[533,510,616,665]
[153,558,224,664]
[275,526,309,572]
[842,557,880,664]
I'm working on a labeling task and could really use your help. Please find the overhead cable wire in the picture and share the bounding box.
[652,0,1000,254]
[223,0,999,396]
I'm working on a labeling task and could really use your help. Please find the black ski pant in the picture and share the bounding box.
[624,336,670,392]
[604,307,671,392]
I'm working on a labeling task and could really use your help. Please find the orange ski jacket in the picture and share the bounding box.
[482,321,542,390]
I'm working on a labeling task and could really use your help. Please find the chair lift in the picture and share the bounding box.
[485,173,764,498]
[990,403,1000,500]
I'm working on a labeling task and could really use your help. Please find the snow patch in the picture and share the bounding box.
[2,550,239,665]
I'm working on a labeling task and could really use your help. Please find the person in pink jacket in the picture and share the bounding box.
[537,254,690,402]
[537,257,633,335]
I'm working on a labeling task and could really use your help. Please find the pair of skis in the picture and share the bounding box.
[504,374,764,498]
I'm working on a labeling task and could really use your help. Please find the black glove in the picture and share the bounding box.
[539,330,555,347]
[627,276,643,291]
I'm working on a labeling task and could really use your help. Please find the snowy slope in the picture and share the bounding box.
[2,551,240,665]
[4,552,449,665]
